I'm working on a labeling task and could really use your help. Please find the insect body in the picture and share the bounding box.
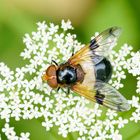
[42,27,130,111]
[57,65,77,85]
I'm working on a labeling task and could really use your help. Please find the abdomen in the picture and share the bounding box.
[94,57,112,82]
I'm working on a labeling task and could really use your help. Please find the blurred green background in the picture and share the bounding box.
[0,0,140,139]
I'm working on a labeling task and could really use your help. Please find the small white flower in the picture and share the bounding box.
[103,119,115,131]
[53,33,64,44]
[130,111,140,123]
[42,118,53,131]
[2,123,18,140]
[58,124,68,138]
[117,117,128,128]
[61,19,73,31]
[111,130,122,140]
[106,109,117,120]
[49,23,59,35]
[92,104,102,117]
[112,80,123,89]
[115,71,126,81]
[20,49,32,59]
[2,123,14,136]
[23,34,32,45]
[136,77,140,93]
[19,132,30,140]
[37,21,47,31]
[0,105,11,122]
[127,51,140,76]
[129,96,139,108]
[98,130,109,140]
[32,31,41,41]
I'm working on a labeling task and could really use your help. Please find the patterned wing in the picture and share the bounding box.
[68,45,97,65]
[94,81,130,111]
[90,26,121,56]
[71,81,130,111]
[68,27,121,65]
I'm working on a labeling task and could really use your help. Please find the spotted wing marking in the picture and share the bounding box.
[71,81,130,111]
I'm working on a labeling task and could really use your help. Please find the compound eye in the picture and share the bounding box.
[45,65,58,88]
[47,78,58,88]
[46,65,56,77]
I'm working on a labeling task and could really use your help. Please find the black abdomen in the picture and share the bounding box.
[95,57,112,82]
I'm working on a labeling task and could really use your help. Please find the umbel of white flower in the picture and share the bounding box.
[0,20,140,140]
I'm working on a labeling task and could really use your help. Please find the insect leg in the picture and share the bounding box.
[58,88,70,95]
[57,87,61,92]
[71,46,75,56]
[67,87,70,95]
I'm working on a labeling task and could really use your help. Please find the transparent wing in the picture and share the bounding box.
[68,45,104,65]
[71,81,130,111]
[90,26,122,57]
[94,81,130,111]
[68,27,121,66]
[71,83,96,101]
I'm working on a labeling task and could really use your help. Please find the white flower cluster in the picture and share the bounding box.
[108,44,133,89]
[2,123,30,140]
[0,20,140,140]
[127,51,140,76]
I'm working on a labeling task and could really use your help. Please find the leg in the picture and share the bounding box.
[57,87,61,92]
[72,47,75,56]
[67,87,70,95]
[58,87,70,95]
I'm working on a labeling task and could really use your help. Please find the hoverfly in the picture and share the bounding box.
[42,27,130,111]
